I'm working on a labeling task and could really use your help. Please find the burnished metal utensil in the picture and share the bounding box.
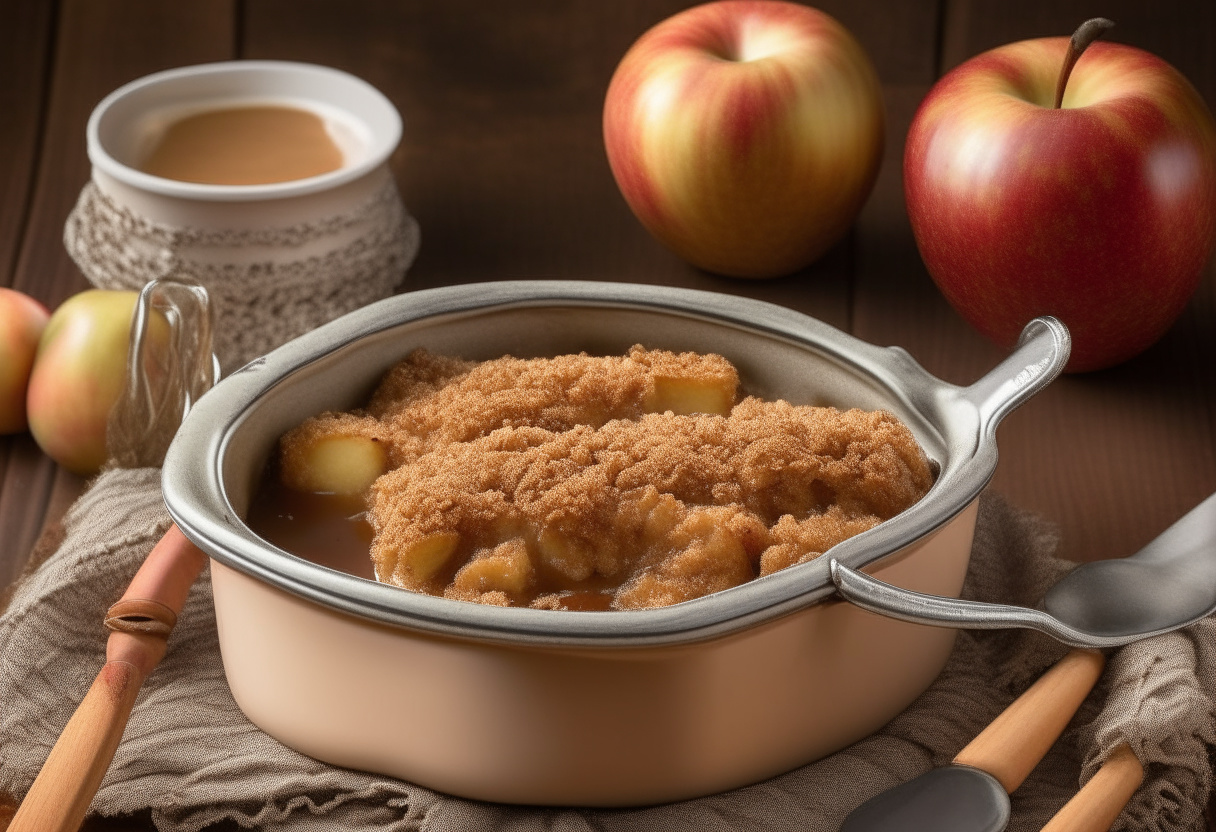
[831,491,1216,650]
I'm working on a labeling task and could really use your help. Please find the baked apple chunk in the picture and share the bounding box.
[280,434,387,495]
[644,375,735,416]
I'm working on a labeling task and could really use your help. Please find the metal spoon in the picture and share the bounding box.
[830,491,1216,649]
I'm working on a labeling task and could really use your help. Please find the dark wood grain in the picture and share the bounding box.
[241,0,870,329]
[0,437,58,593]
[0,0,55,287]
[10,0,238,309]
[940,0,1215,102]
[0,0,57,595]
[0,0,239,605]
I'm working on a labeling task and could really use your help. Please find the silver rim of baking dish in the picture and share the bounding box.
[162,280,1068,648]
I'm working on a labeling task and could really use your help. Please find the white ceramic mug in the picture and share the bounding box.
[68,60,420,370]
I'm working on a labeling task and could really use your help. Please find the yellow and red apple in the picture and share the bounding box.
[603,0,884,278]
[905,27,1216,372]
[0,288,50,434]
[26,289,167,475]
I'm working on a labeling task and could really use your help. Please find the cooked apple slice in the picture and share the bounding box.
[451,538,534,597]
[394,532,461,584]
[536,527,595,581]
[281,434,387,495]
[644,376,734,416]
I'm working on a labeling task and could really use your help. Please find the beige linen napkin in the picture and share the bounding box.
[0,474,1212,832]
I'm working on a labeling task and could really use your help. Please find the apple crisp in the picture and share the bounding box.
[267,347,933,610]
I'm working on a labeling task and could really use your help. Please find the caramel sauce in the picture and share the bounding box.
[245,468,376,580]
[140,106,344,185]
[246,464,616,611]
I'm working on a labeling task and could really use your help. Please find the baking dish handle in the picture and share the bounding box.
[961,316,1070,435]
[828,559,1135,650]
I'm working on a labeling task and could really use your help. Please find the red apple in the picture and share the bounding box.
[0,288,50,434]
[904,23,1216,372]
[603,0,883,278]
[26,290,168,475]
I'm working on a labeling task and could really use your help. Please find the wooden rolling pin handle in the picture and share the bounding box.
[954,648,1106,794]
[1040,743,1144,832]
[8,525,208,832]
[7,661,144,832]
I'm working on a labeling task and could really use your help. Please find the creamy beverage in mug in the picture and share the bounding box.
[139,105,346,186]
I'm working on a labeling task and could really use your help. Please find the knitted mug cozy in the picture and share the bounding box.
[63,175,420,371]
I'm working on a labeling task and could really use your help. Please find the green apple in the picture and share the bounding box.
[26,290,168,475]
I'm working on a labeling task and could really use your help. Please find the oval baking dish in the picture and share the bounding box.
[162,281,1069,806]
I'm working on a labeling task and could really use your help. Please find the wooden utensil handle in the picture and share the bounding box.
[8,661,143,832]
[8,526,207,832]
[1040,744,1143,832]
[954,648,1105,793]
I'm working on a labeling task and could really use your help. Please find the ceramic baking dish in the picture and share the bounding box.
[161,281,1069,806]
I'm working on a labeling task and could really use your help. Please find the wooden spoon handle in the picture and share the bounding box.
[8,526,207,832]
[1040,743,1143,832]
[953,648,1105,793]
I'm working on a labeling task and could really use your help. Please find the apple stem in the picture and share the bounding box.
[1053,18,1115,109]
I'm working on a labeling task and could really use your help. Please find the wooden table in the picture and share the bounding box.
[1,1,1213,829]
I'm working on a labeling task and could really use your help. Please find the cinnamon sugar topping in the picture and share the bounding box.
[275,347,933,610]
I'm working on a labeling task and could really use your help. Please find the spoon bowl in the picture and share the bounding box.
[840,766,1008,832]
[1043,492,1216,638]
[831,492,1216,649]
